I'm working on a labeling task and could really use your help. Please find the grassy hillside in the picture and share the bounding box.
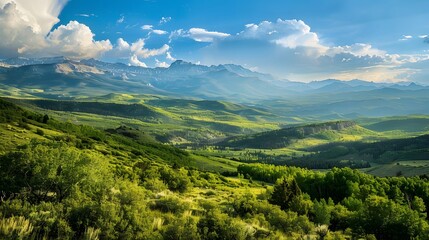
[3,96,280,145]
[6,98,169,123]
[218,121,360,149]
[362,116,429,133]
[281,133,429,172]
[2,98,429,239]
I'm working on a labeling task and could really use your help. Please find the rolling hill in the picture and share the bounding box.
[217,121,360,149]
[2,96,280,145]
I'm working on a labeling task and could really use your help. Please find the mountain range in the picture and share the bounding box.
[1,57,429,119]
[0,57,426,101]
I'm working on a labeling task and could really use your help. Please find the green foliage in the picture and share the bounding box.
[0,142,112,202]
[36,128,44,136]
[151,196,190,214]
[160,167,192,193]
[0,216,33,239]
[197,206,256,240]
[313,199,334,225]
[269,177,302,210]
[2,98,429,239]
[351,195,429,239]
[162,216,200,240]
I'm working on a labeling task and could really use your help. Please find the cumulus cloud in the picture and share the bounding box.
[241,19,326,53]
[0,1,46,57]
[0,0,67,35]
[46,21,112,59]
[130,39,170,58]
[185,18,422,82]
[0,0,112,59]
[106,38,171,67]
[129,54,147,67]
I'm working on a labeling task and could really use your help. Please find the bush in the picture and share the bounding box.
[36,128,45,136]
[0,216,34,239]
[151,196,190,214]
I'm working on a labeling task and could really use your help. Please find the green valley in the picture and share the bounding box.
[1,59,429,240]
[2,98,429,239]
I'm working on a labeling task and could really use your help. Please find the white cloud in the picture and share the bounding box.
[46,21,112,59]
[77,13,95,18]
[116,38,130,51]
[0,0,67,35]
[188,28,230,42]
[418,35,428,39]
[155,59,169,68]
[0,0,112,59]
[399,35,413,41]
[129,54,147,67]
[142,25,153,30]
[169,29,185,43]
[117,15,124,24]
[152,29,168,35]
[0,1,46,57]
[185,19,422,82]
[130,39,170,58]
[166,52,176,61]
[159,16,171,25]
[106,38,171,66]
[233,19,388,58]
[141,24,168,35]
[169,28,230,43]
[327,43,386,57]
[239,19,321,49]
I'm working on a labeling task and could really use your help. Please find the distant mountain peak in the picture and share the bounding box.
[169,60,195,68]
[0,56,70,66]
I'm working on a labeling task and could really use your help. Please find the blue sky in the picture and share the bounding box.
[1,0,429,82]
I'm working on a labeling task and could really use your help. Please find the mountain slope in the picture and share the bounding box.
[218,121,358,149]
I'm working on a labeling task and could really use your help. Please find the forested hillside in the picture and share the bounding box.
[1,99,429,239]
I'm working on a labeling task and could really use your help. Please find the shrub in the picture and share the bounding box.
[0,216,33,239]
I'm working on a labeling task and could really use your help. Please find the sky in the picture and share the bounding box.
[1,0,429,83]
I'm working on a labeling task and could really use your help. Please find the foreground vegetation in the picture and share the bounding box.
[1,99,429,239]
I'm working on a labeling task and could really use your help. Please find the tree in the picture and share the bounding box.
[313,199,333,225]
[42,114,50,124]
[269,177,302,210]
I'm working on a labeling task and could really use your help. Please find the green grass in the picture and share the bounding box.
[190,154,241,172]
[5,95,429,177]
[358,115,429,134]
[362,161,429,177]
[4,97,280,145]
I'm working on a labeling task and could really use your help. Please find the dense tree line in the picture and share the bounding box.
[238,163,429,239]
